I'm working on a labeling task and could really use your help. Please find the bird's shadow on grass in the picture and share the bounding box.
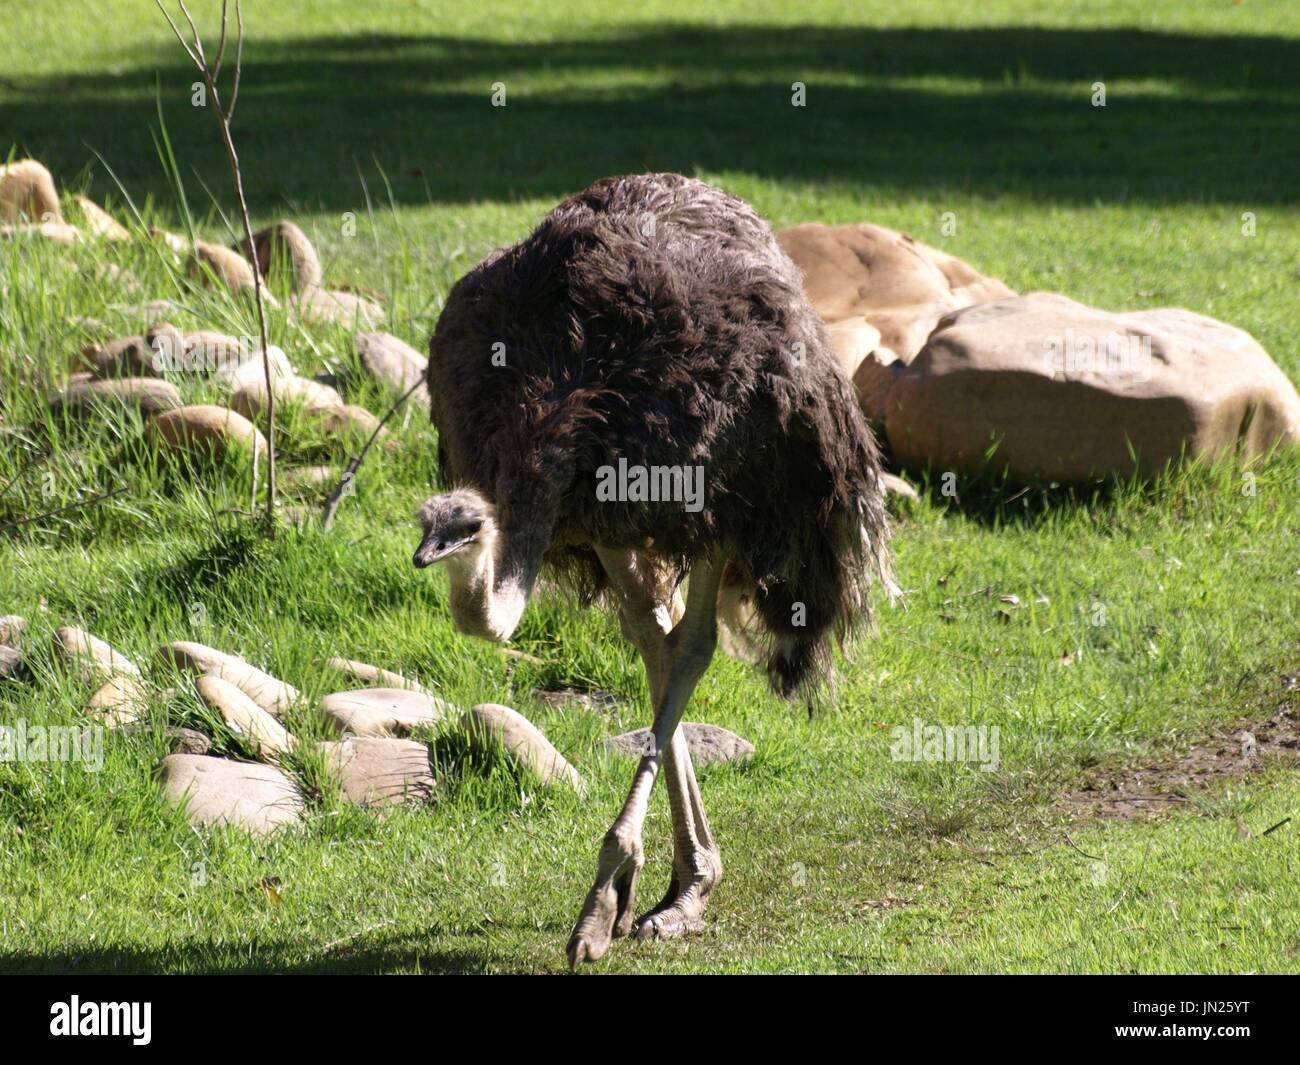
[2,24,1296,214]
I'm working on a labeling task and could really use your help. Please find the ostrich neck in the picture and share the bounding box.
[443,524,530,643]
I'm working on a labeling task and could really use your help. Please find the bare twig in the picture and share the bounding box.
[156,0,275,535]
[321,378,425,531]
[0,486,127,536]
[1062,832,1103,863]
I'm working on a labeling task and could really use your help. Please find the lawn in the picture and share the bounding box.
[0,0,1297,973]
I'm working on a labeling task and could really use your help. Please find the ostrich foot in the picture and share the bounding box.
[566,827,644,968]
[636,847,722,940]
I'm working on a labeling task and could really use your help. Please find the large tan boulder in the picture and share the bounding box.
[181,330,251,373]
[885,292,1300,482]
[296,285,382,327]
[324,656,434,695]
[191,240,256,293]
[158,641,301,717]
[70,195,131,241]
[196,675,295,761]
[0,160,63,224]
[778,223,1014,413]
[77,335,156,378]
[52,627,142,685]
[190,241,278,306]
[1,221,82,246]
[320,736,434,807]
[320,688,453,737]
[158,754,303,835]
[356,332,428,397]
[0,615,26,645]
[239,221,322,293]
[50,376,182,418]
[231,374,343,420]
[462,703,582,790]
[86,675,148,727]
[146,405,268,462]
[608,722,754,766]
[315,403,388,444]
[213,346,295,391]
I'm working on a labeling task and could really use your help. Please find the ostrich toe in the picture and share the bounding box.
[566,827,644,968]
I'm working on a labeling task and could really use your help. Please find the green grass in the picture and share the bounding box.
[1,0,1298,973]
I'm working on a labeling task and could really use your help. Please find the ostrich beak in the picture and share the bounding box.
[413,532,475,568]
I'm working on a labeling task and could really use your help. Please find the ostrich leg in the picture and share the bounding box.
[567,553,723,968]
[635,727,723,940]
[593,549,722,939]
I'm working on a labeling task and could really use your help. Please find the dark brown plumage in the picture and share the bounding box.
[427,173,889,695]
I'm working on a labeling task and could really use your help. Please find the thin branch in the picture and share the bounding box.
[0,486,127,536]
[155,3,202,67]
[1062,832,1103,863]
[227,1,245,123]
[155,0,275,534]
[178,0,206,65]
[212,0,230,82]
[321,379,425,531]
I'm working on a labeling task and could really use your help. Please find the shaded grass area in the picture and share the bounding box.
[1,0,1298,973]
[3,22,1298,212]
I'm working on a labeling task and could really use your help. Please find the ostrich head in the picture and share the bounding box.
[413,488,495,568]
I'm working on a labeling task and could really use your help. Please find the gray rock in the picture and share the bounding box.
[167,727,213,755]
[196,674,295,761]
[356,331,428,398]
[462,703,583,790]
[537,688,627,715]
[320,687,452,737]
[0,645,25,680]
[0,614,26,645]
[607,722,755,766]
[320,736,434,808]
[120,723,213,755]
[52,627,142,685]
[157,641,300,716]
[158,754,304,835]
[50,376,182,418]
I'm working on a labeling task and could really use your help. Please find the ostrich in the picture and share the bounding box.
[413,173,891,967]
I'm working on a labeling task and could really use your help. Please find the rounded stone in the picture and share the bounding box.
[463,703,583,790]
[157,641,300,716]
[0,615,26,645]
[196,674,295,761]
[50,376,182,418]
[52,627,142,685]
[319,736,434,807]
[158,753,304,835]
[146,405,268,462]
[607,722,755,766]
[0,159,63,224]
[86,674,148,727]
[320,687,452,737]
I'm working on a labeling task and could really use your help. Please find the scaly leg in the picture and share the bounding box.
[566,553,722,968]
[635,725,723,939]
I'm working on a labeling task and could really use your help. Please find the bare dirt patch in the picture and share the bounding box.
[1060,683,1300,821]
